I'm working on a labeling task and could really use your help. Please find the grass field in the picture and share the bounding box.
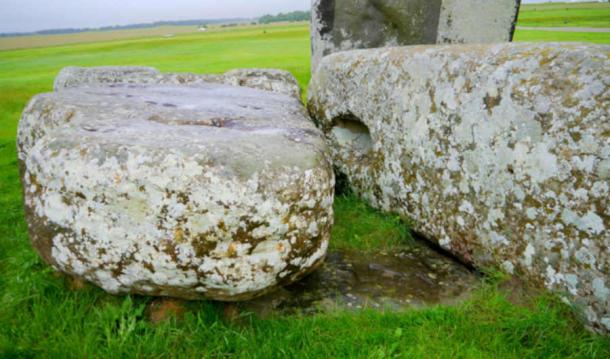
[0,25,206,51]
[515,1,610,43]
[518,1,610,28]
[513,28,610,44]
[1,4,610,358]
[0,22,309,52]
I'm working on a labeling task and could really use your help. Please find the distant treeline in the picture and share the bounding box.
[0,18,249,37]
[1,10,312,38]
[258,11,310,24]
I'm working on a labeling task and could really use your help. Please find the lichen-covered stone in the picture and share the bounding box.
[311,0,521,71]
[54,66,302,100]
[308,42,609,333]
[18,82,334,301]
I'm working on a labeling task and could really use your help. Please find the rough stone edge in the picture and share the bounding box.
[509,0,523,41]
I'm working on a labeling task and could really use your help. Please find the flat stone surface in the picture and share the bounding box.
[54,66,303,100]
[18,82,334,301]
[308,42,610,333]
[311,0,521,71]
[241,241,479,316]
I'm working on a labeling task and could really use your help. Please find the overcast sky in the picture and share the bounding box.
[0,0,310,33]
[0,0,592,34]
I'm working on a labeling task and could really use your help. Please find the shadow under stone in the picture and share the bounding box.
[239,238,481,317]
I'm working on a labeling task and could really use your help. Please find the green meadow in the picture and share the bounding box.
[518,1,610,28]
[1,5,609,358]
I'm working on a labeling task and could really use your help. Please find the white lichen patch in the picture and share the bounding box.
[308,42,610,333]
[18,80,334,301]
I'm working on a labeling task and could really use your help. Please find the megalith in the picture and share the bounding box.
[311,0,522,71]
[308,42,610,333]
[18,67,335,301]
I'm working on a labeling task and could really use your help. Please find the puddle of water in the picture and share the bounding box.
[240,240,481,317]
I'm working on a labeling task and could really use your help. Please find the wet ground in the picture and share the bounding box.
[239,240,481,317]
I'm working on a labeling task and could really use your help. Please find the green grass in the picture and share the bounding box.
[331,195,412,252]
[1,273,608,358]
[514,29,610,44]
[518,1,610,28]
[1,11,609,359]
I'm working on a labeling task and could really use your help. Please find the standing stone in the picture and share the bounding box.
[18,71,334,301]
[311,0,521,71]
[308,43,610,333]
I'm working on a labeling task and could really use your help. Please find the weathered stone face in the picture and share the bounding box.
[18,73,334,301]
[54,66,302,100]
[437,0,522,44]
[308,43,610,333]
[311,0,521,71]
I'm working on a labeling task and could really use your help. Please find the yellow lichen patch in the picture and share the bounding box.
[174,227,186,244]
[227,243,238,258]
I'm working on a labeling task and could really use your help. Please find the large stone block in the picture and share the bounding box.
[311,0,521,71]
[308,43,610,333]
[18,71,334,301]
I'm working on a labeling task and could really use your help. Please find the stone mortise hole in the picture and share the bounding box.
[331,115,373,157]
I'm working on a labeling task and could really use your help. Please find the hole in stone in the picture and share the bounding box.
[330,114,373,157]
[334,169,352,196]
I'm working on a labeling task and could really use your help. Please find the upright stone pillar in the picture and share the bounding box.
[311,0,521,72]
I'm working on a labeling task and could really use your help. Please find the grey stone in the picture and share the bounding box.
[54,66,302,100]
[311,0,521,71]
[18,81,334,301]
[308,42,610,333]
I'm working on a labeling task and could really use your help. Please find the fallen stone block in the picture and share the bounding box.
[311,0,521,71]
[18,79,334,301]
[308,42,609,333]
[54,66,302,100]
